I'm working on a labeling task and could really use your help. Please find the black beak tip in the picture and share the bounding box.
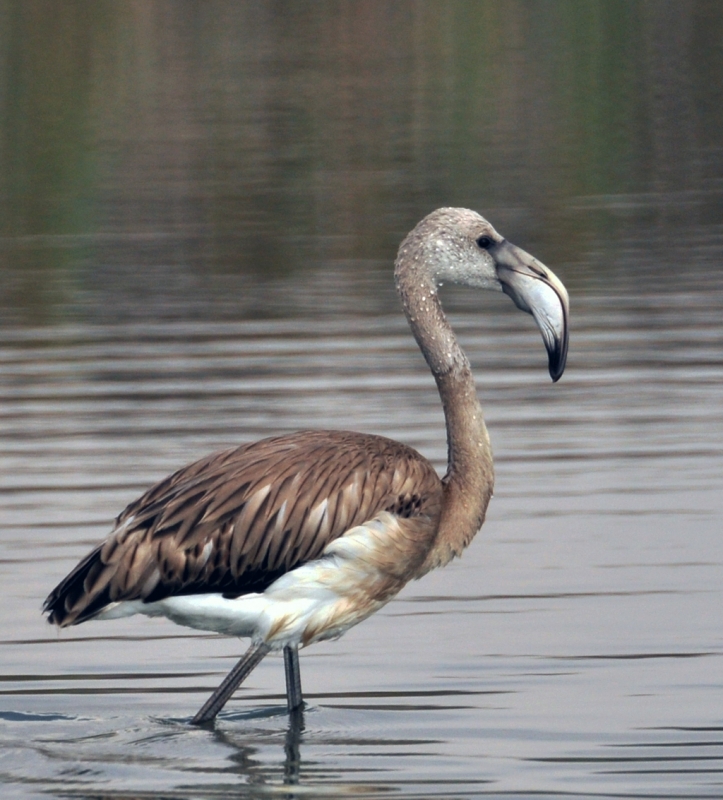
[547,342,568,383]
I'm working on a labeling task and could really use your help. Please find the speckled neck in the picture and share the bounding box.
[395,221,495,570]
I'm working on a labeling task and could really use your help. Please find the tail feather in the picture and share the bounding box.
[43,545,111,627]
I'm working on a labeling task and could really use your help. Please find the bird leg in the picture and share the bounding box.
[283,645,303,711]
[191,641,271,725]
[284,699,305,785]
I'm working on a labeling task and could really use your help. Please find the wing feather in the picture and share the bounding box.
[44,430,443,626]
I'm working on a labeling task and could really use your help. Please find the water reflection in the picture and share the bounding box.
[1,2,723,797]
[1,295,722,796]
[1,1,722,324]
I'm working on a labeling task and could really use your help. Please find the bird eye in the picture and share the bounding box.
[476,235,493,249]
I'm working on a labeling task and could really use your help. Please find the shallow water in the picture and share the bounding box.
[2,3,723,796]
[1,283,722,798]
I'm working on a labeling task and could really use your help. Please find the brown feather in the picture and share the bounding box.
[44,430,443,627]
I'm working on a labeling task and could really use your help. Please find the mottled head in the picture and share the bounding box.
[395,207,569,381]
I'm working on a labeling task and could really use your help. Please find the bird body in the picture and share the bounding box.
[106,509,435,647]
[45,431,442,628]
[50,430,442,648]
[44,208,569,723]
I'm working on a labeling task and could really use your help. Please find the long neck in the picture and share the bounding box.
[395,248,494,571]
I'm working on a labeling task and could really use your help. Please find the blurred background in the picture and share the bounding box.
[1,0,721,322]
[1,2,722,798]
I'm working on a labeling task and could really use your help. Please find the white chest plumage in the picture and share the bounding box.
[98,511,413,648]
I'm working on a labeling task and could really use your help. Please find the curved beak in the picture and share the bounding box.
[492,239,569,382]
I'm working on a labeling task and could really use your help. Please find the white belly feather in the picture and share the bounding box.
[96,511,412,649]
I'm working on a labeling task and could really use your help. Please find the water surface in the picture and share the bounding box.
[2,282,722,798]
[1,3,723,797]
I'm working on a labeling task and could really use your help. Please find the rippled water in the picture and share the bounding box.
[2,2,723,796]
[2,282,722,798]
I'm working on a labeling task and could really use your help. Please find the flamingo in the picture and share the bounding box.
[44,208,569,724]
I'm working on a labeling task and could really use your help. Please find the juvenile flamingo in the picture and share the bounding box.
[44,208,569,724]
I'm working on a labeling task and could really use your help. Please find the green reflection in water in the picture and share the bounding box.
[0,1,721,323]
[0,3,97,321]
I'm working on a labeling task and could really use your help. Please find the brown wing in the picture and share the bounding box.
[44,430,443,627]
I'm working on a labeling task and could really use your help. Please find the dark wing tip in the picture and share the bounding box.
[42,592,67,627]
[42,545,109,628]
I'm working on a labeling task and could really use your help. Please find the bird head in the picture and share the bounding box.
[400,208,569,382]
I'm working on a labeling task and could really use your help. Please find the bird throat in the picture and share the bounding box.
[395,256,495,572]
